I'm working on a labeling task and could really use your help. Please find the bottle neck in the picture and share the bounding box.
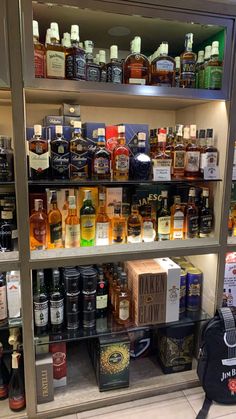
[202,196,209,208]
[161,197,168,209]
[188,195,196,205]
[97,137,106,148]
[137,141,146,153]
[51,202,58,210]
[52,277,60,289]
[118,133,126,145]
[33,35,39,44]
[68,207,77,216]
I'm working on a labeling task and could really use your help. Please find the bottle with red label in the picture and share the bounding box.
[8,352,25,412]
[50,342,67,388]
[33,20,45,78]
[96,267,108,318]
[113,125,130,181]
[0,342,10,400]
[29,199,48,250]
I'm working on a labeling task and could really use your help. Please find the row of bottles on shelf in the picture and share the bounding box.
[29,185,213,251]
[28,122,219,181]
[0,271,21,325]
[33,21,223,90]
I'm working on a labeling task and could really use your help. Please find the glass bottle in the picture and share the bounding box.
[199,129,206,175]
[0,136,14,182]
[46,22,65,79]
[157,190,171,241]
[204,41,222,90]
[0,342,10,400]
[113,125,130,181]
[166,127,175,158]
[80,190,96,247]
[172,124,185,178]
[130,132,151,180]
[0,206,13,252]
[49,268,64,333]
[127,197,142,243]
[48,191,63,249]
[185,124,200,178]
[228,208,234,237]
[111,204,127,244]
[29,199,48,250]
[69,121,89,180]
[199,188,213,238]
[151,41,175,86]
[180,33,197,88]
[33,269,49,335]
[8,352,25,412]
[99,50,107,82]
[175,56,180,87]
[96,267,108,318]
[198,46,211,89]
[171,195,185,240]
[115,272,132,325]
[66,24,86,81]
[141,204,156,242]
[93,128,111,180]
[28,125,49,180]
[185,188,199,239]
[96,189,111,246]
[195,50,204,89]
[0,273,7,324]
[63,267,80,330]
[33,20,45,78]
[6,271,22,324]
[153,128,169,161]
[51,125,70,179]
[84,40,100,82]
[106,45,123,84]
[65,195,80,248]
[124,36,149,85]
[62,190,69,245]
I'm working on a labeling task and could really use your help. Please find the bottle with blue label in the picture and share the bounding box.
[51,125,70,179]
[69,121,89,180]
[151,42,175,87]
[93,128,111,180]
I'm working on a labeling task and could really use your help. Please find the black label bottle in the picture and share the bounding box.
[50,269,64,333]
[66,24,86,81]
[28,125,49,180]
[96,267,108,318]
[199,188,213,238]
[185,188,199,239]
[0,136,14,182]
[33,269,49,335]
[0,209,13,252]
[51,125,70,180]
[107,45,123,84]
[99,50,107,82]
[85,40,100,82]
[69,121,89,180]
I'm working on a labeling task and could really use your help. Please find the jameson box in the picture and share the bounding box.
[60,103,81,116]
[35,354,54,404]
[105,124,149,155]
[49,342,67,388]
[125,259,167,326]
[154,258,181,323]
[135,185,175,221]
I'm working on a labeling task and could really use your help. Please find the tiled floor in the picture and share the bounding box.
[56,387,236,419]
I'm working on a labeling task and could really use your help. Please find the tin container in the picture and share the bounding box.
[65,291,80,330]
[81,267,97,293]
[82,291,96,328]
[63,268,80,293]
[179,269,187,314]
[186,267,202,311]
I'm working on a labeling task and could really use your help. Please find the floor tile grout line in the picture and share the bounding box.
[185,393,199,418]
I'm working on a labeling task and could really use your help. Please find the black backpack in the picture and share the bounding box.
[197,307,236,418]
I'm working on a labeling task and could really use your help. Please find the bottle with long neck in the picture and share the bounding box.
[28,124,49,180]
[172,124,185,178]
[96,189,111,246]
[33,269,49,335]
[85,40,100,82]
[180,33,196,88]
[127,197,142,243]
[107,45,123,84]
[46,22,65,79]
[80,190,96,247]
[99,50,107,83]
[115,272,132,325]
[0,272,7,324]
[124,36,149,85]
[204,42,222,90]
[65,195,80,248]
[29,199,48,250]
[185,124,200,178]
[66,24,86,80]
[48,191,63,249]
[185,188,199,239]
[111,204,127,244]
[195,50,204,88]
[33,20,45,78]
[0,342,10,400]
[8,352,25,412]
[50,269,64,333]
[199,188,213,238]
[157,190,171,241]
[171,195,185,240]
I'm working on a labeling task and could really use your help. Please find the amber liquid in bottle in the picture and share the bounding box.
[113,126,129,181]
[48,191,63,249]
[124,36,149,85]
[172,124,185,178]
[33,20,45,78]
[29,199,48,250]
[185,125,200,178]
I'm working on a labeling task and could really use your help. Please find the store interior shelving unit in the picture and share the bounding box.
[1,0,236,417]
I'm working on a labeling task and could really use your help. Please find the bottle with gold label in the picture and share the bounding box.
[111,204,127,244]
[113,125,130,181]
[185,124,200,178]
[80,190,96,247]
[65,195,80,248]
[48,191,63,249]
[172,124,185,178]
[157,190,171,241]
[115,272,132,325]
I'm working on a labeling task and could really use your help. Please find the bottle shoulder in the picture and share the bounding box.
[125,52,149,65]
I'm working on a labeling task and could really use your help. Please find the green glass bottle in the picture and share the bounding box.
[80,190,96,247]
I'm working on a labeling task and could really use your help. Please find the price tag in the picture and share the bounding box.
[203,166,220,180]
[153,166,171,181]
[232,166,236,180]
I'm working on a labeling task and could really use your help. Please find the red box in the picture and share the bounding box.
[49,342,67,388]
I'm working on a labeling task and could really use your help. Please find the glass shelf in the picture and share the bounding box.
[0,319,22,331]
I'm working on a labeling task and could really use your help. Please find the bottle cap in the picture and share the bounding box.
[68,195,76,209]
[84,190,92,201]
[34,199,43,211]
[199,129,206,139]
[74,121,81,129]
[95,53,100,65]
[174,195,181,204]
[175,56,180,68]
[118,125,125,134]
[110,45,118,60]
[161,41,168,56]
[79,42,84,49]
[84,40,94,53]
[190,124,197,138]
[50,22,60,41]
[33,20,39,38]
[211,41,219,56]
[99,50,106,64]
[186,33,193,43]
[204,45,212,59]
[45,28,52,44]
[50,190,57,203]
[34,124,42,136]
[97,128,105,136]
[183,125,190,139]
[138,132,146,141]
[55,125,63,135]
[161,190,168,198]
[212,41,219,48]
[202,188,209,197]
[133,36,141,54]
[62,32,71,48]
[189,188,196,197]
[176,124,183,136]
[71,24,80,42]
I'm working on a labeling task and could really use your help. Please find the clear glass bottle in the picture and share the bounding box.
[69,121,89,180]
[51,125,70,179]
[124,36,149,85]
[141,204,156,242]
[180,33,197,88]
[29,199,48,250]
[106,45,123,84]
[93,128,111,180]
[151,41,175,86]
[84,40,100,82]
[65,195,80,248]
[185,124,200,178]
[33,20,45,78]
[46,22,65,79]
[66,24,86,81]
[48,191,63,249]
[199,188,213,238]
[28,125,49,180]
[172,124,185,178]
[0,136,14,182]
[157,190,171,241]
[185,188,199,239]
[154,128,169,161]
[204,41,223,90]
[127,197,142,243]
[80,190,96,247]
[113,125,130,181]
[171,195,185,240]
[131,132,151,180]
[111,204,126,244]
[96,189,111,246]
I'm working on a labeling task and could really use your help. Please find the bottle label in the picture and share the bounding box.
[1,210,13,220]
[66,293,79,329]
[185,151,200,172]
[29,150,49,172]
[107,65,122,83]
[96,294,108,309]
[0,156,12,180]
[143,221,155,241]
[127,224,142,243]
[158,216,171,236]
[200,214,213,235]
[94,157,110,174]
[65,224,80,248]
[119,299,130,321]
[129,78,146,85]
[0,384,8,399]
[173,150,185,169]
[187,215,199,236]
[81,215,96,241]
[100,69,107,83]
[51,151,70,174]
[7,278,21,319]
[173,213,184,239]
[96,222,109,246]
[70,151,88,179]
[204,66,222,89]
[33,226,47,247]
[181,59,196,80]
[34,301,48,327]
[0,285,7,321]
[115,154,129,172]
[86,65,100,82]
[46,50,65,78]
[156,59,174,72]
[112,222,125,244]
[128,60,147,84]
[9,395,25,410]
[34,49,45,77]
[50,299,64,325]
[201,152,218,169]
[50,222,62,244]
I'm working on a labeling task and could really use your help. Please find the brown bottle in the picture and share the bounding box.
[180,33,197,88]
[172,124,185,178]
[185,125,200,178]
[33,20,45,78]
[151,42,175,86]
[124,36,149,85]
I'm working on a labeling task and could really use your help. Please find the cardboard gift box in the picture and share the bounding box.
[35,354,54,404]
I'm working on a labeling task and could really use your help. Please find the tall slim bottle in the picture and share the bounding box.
[180,33,196,88]
[49,269,64,333]
[33,269,49,335]
[106,45,123,84]
[29,199,48,250]
[33,20,45,78]
[185,125,200,178]
[80,190,96,247]
[8,352,25,412]
[65,196,80,248]
[185,188,199,239]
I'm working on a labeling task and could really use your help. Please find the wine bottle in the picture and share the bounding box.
[49,269,64,333]
[0,342,10,400]
[33,270,49,335]
[8,352,25,411]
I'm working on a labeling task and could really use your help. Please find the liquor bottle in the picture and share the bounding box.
[228,289,234,306]
[93,128,111,180]
[33,269,49,335]
[171,195,185,240]
[222,289,228,307]
[141,204,156,242]
[84,40,100,82]
[96,189,111,246]
[63,267,80,330]
[172,124,185,178]
[8,352,25,412]
[201,128,218,173]
[199,129,206,174]
[111,204,126,244]
[50,125,70,180]
[62,189,69,244]
[149,129,157,159]
[0,209,13,252]
[6,271,22,324]
[29,199,48,250]
[0,136,14,182]
[106,45,123,84]
[48,191,63,249]
[0,342,10,400]
[8,328,21,351]
[124,36,149,85]
[115,272,131,325]
[0,273,7,324]
[80,190,96,247]
[28,125,49,180]
[113,125,130,181]
[96,267,108,318]
[66,25,86,81]
[127,196,142,243]
[150,41,175,86]
[185,124,200,178]
[45,28,52,47]
[157,190,171,241]
[204,41,222,90]
[33,20,45,78]
[195,50,204,88]
[228,209,234,237]
[180,33,197,88]
[65,195,80,248]
[99,50,107,82]
[153,128,171,171]
[46,22,65,79]
[198,46,211,89]
[199,188,213,238]
[130,132,151,180]
[166,127,175,158]
[185,188,199,239]
[175,56,180,87]
[69,121,89,180]
[49,269,64,333]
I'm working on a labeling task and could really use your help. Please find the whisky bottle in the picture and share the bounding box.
[157,190,171,241]
[84,40,100,82]
[93,128,111,180]
[171,195,185,240]
[198,46,211,89]
[80,190,96,247]
[115,272,131,325]
[46,22,65,79]
[0,273,7,323]
[106,45,123,84]
[62,189,69,244]
[99,50,107,82]
[166,127,175,158]
[185,188,199,239]
[48,191,63,249]
[201,129,218,173]
[33,20,45,78]
[8,352,25,412]
[0,209,13,252]
[111,204,126,244]
[66,25,86,81]
[69,121,89,180]
[141,204,156,242]
[124,36,149,85]
[0,136,14,182]
[96,267,108,318]
[199,129,206,174]
[127,197,142,243]
[153,128,170,164]
[113,125,130,181]
[51,125,70,179]
[151,41,175,86]
[6,271,22,324]
[228,209,234,237]
[195,50,204,88]
[131,132,151,180]
[180,33,196,88]
[175,56,180,87]
[199,188,213,238]
[49,269,64,333]
[172,124,185,178]
[65,195,80,248]
[29,199,48,250]
[185,124,200,178]
[33,269,49,335]
[0,342,10,400]
[96,189,111,246]
[204,41,222,90]
[63,267,80,330]
[29,125,49,180]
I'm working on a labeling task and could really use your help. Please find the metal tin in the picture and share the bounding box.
[65,291,80,330]
[83,291,96,328]
[179,269,187,314]
[81,267,97,293]
[63,268,80,293]
[186,267,202,311]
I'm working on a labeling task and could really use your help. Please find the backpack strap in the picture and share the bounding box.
[218,307,236,359]
[196,396,212,419]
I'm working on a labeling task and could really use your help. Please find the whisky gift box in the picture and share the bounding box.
[105,123,149,156]
[44,115,64,126]
[82,122,106,152]
[49,342,67,388]
[64,116,81,127]
[106,187,123,218]
[35,354,54,404]
[128,329,152,359]
[60,103,81,117]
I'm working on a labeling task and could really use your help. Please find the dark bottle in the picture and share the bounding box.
[80,190,96,247]
[28,125,49,180]
[0,136,14,182]
[199,188,213,238]
[8,352,25,412]
[69,121,89,180]
[157,190,171,241]
[51,125,70,180]
[82,291,96,329]
[92,128,111,180]
[0,272,7,323]
[0,209,13,252]
[96,268,108,318]
[63,267,80,330]
[106,45,123,84]
[84,40,100,82]
[185,188,199,239]
[33,269,49,335]
[99,50,107,82]
[180,33,197,88]
[131,132,151,180]
[0,342,10,400]
[66,24,86,81]
[50,269,64,333]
